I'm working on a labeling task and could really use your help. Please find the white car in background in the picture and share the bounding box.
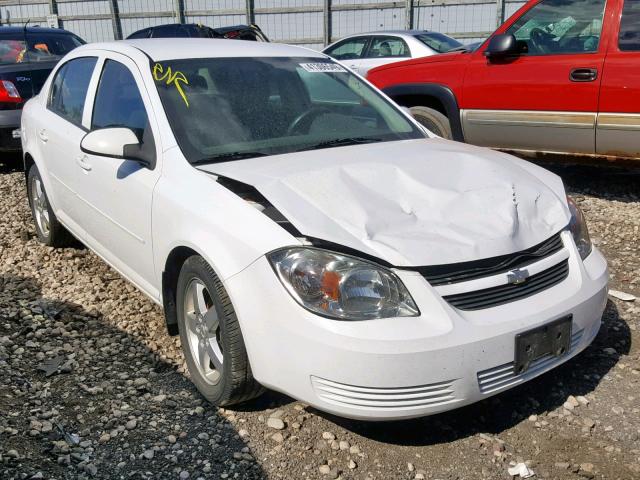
[21,39,608,421]
[322,30,465,75]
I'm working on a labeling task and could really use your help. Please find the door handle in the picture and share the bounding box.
[37,129,48,143]
[76,155,92,172]
[570,68,598,82]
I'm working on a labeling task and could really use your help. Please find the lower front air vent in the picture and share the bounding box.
[477,328,584,394]
[311,376,458,411]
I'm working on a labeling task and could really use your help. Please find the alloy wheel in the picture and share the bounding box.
[183,278,224,384]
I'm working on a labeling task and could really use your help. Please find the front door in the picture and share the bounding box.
[358,35,411,75]
[74,54,161,297]
[324,36,370,75]
[462,0,610,155]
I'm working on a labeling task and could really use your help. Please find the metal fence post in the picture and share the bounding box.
[495,0,505,27]
[246,0,255,25]
[323,0,332,46]
[405,0,413,30]
[48,0,58,16]
[48,0,60,28]
[174,0,185,24]
[108,0,123,40]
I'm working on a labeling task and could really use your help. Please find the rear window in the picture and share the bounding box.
[414,32,463,53]
[150,25,210,38]
[0,32,83,66]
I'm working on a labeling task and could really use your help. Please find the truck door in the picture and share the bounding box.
[462,0,611,155]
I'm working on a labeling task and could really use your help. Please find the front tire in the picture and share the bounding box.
[410,106,453,139]
[27,164,75,247]
[176,255,264,406]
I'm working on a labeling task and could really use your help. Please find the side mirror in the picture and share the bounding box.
[80,127,156,169]
[484,33,519,59]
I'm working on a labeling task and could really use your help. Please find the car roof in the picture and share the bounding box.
[81,38,325,61]
[333,30,459,41]
[0,26,77,35]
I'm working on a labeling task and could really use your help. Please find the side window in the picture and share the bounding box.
[92,59,148,136]
[619,0,640,51]
[325,38,368,60]
[47,57,97,126]
[506,0,606,55]
[367,36,410,58]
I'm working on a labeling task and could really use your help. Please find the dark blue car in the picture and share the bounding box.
[0,26,84,152]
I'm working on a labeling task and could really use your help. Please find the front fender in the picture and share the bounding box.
[152,148,299,286]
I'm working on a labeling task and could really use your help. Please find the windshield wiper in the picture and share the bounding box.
[298,137,384,152]
[446,45,470,53]
[192,151,269,165]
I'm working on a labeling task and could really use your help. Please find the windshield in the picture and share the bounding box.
[152,57,423,164]
[0,32,84,65]
[414,32,463,52]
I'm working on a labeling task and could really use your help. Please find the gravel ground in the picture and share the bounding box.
[1,155,639,480]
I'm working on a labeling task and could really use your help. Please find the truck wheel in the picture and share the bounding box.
[410,106,453,139]
[176,255,264,406]
[27,164,75,247]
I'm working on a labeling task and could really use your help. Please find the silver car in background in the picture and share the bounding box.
[322,30,465,75]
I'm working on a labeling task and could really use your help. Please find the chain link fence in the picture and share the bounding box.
[0,0,527,49]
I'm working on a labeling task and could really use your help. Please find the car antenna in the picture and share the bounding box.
[23,18,30,32]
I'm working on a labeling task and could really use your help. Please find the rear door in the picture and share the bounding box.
[596,0,640,157]
[462,0,611,155]
[39,56,98,228]
[323,36,370,74]
[358,35,411,75]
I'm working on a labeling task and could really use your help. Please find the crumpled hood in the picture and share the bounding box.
[199,139,570,267]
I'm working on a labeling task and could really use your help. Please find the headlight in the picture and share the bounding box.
[567,196,592,260]
[268,247,419,320]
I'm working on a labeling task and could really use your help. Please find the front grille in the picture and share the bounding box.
[477,329,583,394]
[311,376,458,410]
[443,259,569,311]
[420,232,564,286]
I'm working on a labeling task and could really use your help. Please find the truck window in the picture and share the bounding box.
[506,0,606,55]
[619,0,640,51]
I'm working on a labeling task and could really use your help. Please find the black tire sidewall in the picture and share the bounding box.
[410,106,453,140]
[176,256,235,404]
[27,165,52,245]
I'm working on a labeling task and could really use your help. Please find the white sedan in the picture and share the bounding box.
[21,39,608,421]
[322,30,465,75]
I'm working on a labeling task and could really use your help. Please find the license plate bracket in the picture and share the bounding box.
[515,315,572,375]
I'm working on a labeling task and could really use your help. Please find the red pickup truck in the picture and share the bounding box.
[367,0,640,162]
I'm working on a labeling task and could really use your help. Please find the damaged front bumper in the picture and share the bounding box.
[225,231,608,420]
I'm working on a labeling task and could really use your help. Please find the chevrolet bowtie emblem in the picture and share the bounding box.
[507,269,530,285]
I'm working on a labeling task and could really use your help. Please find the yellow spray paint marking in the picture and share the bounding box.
[153,63,189,107]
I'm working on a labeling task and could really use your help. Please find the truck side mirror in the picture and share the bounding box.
[484,33,520,59]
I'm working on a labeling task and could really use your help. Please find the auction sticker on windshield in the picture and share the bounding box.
[300,63,346,73]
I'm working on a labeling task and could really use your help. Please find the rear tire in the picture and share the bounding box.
[27,164,75,248]
[176,255,264,406]
[410,106,453,139]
